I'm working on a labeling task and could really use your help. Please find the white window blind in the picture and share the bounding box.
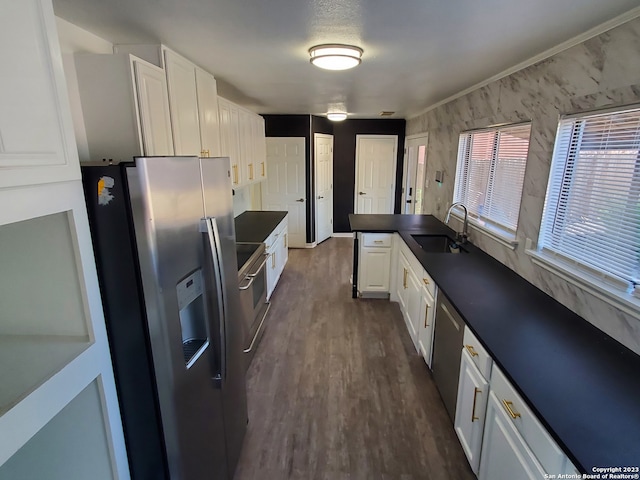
[453,123,531,233]
[539,106,640,292]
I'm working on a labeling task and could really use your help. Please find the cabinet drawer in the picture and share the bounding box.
[490,367,566,474]
[362,233,392,248]
[265,218,287,251]
[463,327,492,379]
[419,268,437,298]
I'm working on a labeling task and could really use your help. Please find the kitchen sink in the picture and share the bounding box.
[411,235,468,254]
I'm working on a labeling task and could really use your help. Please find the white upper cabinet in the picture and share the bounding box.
[164,49,203,156]
[0,0,80,188]
[134,60,175,156]
[75,53,174,162]
[195,67,221,157]
[218,97,265,188]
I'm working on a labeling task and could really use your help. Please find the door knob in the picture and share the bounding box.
[296,198,305,202]
[318,196,324,199]
[358,192,366,195]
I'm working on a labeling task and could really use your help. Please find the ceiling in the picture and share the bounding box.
[52,0,640,119]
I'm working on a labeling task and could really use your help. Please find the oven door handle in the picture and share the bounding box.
[238,276,255,291]
[247,253,270,277]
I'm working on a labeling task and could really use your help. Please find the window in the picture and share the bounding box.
[538,106,640,297]
[453,123,531,239]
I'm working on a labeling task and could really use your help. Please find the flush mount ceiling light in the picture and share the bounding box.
[327,112,348,121]
[309,44,363,71]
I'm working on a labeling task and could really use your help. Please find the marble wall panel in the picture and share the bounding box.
[407,17,640,354]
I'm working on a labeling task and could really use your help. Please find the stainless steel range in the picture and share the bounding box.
[236,242,270,369]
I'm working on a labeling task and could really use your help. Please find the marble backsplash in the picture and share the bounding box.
[407,17,640,355]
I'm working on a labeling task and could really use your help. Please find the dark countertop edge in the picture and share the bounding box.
[349,214,640,473]
[234,210,288,243]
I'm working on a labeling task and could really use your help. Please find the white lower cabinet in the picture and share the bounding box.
[266,216,288,300]
[454,348,490,474]
[478,392,546,480]
[417,275,436,367]
[358,233,392,296]
[478,366,576,479]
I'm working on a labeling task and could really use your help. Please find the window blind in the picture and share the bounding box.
[539,106,640,290]
[454,124,530,233]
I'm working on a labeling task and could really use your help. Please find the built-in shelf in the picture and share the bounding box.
[0,380,115,480]
[0,335,91,416]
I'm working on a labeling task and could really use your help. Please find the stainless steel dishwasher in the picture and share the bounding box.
[431,293,466,422]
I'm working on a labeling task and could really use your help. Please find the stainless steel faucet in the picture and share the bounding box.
[445,202,469,244]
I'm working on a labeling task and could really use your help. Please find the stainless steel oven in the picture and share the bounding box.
[236,242,270,369]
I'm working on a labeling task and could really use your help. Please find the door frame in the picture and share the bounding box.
[402,133,429,214]
[314,133,334,244]
[354,134,399,214]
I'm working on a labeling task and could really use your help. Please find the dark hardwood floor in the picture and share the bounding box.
[234,238,475,480]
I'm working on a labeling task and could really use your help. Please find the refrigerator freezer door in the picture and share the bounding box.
[128,156,228,480]
[200,157,248,477]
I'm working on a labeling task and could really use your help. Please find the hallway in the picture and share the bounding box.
[234,238,474,480]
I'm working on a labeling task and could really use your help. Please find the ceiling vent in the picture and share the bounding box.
[379,111,395,117]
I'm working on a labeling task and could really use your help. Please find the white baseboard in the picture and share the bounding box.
[331,232,354,238]
[305,242,317,248]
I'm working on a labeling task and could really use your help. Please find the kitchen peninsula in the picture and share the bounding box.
[349,214,640,475]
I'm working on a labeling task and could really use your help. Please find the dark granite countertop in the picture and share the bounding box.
[234,211,287,243]
[349,213,640,473]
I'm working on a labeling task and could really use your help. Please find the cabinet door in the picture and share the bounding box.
[253,115,267,180]
[417,286,435,367]
[134,60,174,156]
[359,247,392,292]
[404,266,421,350]
[219,99,241,186]
[0,0,80,188]
[164,50,202,155]
[395,252,409,313]
[239,109,255,184]
[195,68,221,157]
[455,350,489,474]
[478,393,546,480]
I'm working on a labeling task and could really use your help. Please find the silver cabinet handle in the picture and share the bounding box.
[296,198,305,202]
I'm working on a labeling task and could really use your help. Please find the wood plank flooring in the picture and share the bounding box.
[234,238,475,480]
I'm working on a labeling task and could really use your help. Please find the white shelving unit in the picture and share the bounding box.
[0,1,129,478]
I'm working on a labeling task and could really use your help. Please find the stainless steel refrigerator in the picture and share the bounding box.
[82,156,247,480]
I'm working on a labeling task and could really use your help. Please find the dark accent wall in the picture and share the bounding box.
[263,115,313,243]
[332,119,406,233]
[263,115,406,241]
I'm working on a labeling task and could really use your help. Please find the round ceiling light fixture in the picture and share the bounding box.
[309,44,363,71]
[327,112,348,121]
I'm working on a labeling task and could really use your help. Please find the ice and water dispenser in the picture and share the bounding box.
[176,269,209,368]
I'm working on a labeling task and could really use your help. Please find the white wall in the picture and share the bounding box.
[55,17,113,162]
[407,16,640,355]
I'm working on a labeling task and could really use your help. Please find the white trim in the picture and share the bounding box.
[305,242,317,248]
[407,6,640,120]
[526,249,640,320]
[331,232,354,238]
[354,134,399,214]
[314,133,334,244]
[450,211,518,250]
[402,134,429,214]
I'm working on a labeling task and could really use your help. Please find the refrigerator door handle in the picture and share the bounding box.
[202,216,226,389]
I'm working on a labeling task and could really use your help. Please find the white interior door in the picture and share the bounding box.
[355,135,398,214]
[314,133,333,244]
[402,134,428,214]
[262,137,306,248]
